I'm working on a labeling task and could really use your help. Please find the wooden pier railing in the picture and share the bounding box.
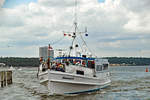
[0,71,12,87]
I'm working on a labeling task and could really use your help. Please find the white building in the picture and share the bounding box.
[0,63,6,67]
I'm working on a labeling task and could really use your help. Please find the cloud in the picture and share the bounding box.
[120,0,150,33]
[124,12,150,33]
[0,0,5,8]
[120,0,150,13]
[38,0,76,7]
[0,0,150,57]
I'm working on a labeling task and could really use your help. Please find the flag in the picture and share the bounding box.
[48,44,53,50]
[68,34,71,36]
[64,33,67,36]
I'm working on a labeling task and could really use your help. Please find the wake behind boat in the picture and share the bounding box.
[37,0,111,95]
[17,67,22,71]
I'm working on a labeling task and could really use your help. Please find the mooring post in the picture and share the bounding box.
[7,71,12,85]
[0,72,1,87]
[0,71,4,87]
[0,71,13,88]
[4,71,6,87]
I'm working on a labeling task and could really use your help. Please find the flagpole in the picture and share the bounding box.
[47,44,51,93]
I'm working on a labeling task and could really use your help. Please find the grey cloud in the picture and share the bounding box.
[97,34,148,43]
[119,0,150,33]
[120,0,150,13]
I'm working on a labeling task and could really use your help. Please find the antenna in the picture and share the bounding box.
[74,0,78,38]
[69,0,78,56]
[74,0,77,24]
[85,27,87,33]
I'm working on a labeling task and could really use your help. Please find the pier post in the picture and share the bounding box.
[7,71,12,85]
[0,71,4,87]
[4,71,6,86]
[0,71,12,88]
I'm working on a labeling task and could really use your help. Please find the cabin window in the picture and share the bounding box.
[96,65,102,71]
[87,61,95,68]
[103,64,108,70]
[76,70,84,75]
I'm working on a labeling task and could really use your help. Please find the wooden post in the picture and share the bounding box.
[0,71,12,88]
[0,72,1,87]
[7,71,12,85]
[3,71,6,86]
[0,71,4,87]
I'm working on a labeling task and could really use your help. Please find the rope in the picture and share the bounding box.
[50,36,65,45]
[75,25,96,57]
[80,34,96,57]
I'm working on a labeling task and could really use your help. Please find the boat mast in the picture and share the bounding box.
[68,0,93,57]
[69,0,78,56]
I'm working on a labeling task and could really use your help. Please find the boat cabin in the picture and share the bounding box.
[39,56,109,77]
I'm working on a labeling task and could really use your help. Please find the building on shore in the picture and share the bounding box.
[0,63,5,67]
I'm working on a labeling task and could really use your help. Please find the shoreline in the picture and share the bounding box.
[109,64,150,67]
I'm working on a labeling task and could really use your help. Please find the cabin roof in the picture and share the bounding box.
[54,57,95,60]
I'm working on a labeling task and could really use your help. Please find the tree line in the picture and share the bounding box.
[0,57,150,67]
[0,57,39,67]
[105,57,150,66]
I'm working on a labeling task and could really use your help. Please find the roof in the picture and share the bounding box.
[54,57,95,60]
[0,63,5,66]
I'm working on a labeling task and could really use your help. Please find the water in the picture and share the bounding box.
[1,66,150,100]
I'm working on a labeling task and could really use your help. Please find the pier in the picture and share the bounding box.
[0,71,12,88]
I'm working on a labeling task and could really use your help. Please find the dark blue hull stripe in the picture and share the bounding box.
[64,85,109,94]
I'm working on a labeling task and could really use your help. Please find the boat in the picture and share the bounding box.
[8,66,15,71]
[37,0,111,95]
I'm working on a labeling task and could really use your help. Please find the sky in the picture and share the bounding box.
[0,0,150,57]
[3,0,37,8]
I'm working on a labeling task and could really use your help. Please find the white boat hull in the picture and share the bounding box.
[38,70,111,95]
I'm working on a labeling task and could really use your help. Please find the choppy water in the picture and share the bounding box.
[1,66,150,100]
